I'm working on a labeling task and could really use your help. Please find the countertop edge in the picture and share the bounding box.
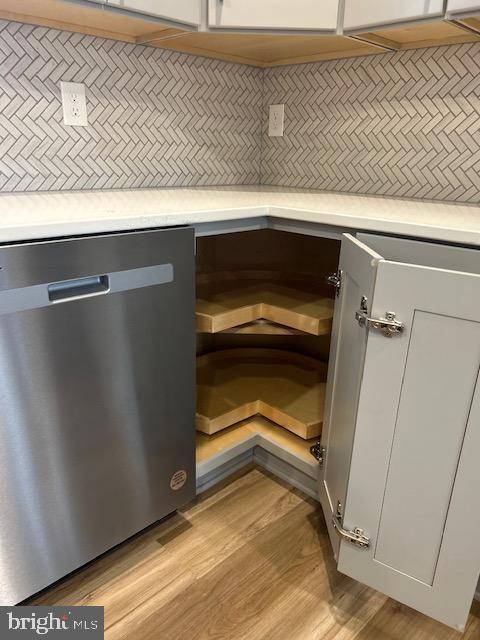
[0,196,478,246]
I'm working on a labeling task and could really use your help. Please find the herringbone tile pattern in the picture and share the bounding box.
[0,20,263,191]
[1,18,479,203]
[262,44,480,203]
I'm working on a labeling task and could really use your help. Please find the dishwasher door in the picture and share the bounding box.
[0,227,195,605]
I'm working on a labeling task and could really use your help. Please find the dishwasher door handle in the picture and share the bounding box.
[48,275,110,303]
[0,263,173,316]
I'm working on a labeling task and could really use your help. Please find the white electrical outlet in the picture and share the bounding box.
[268,104,284,137]
[60,82,88,127]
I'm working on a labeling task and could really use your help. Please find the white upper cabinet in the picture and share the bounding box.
[106,0,201,27]
[208,0,339,31]
[319,233,480,631]
[447,0,480,13]
[343,0,445,31]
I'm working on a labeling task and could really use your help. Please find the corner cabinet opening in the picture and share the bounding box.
[195,229,340,497]
[194,226,480,632]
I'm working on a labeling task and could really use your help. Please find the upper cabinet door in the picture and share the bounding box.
[447,0,480,13]
[208,0,339,31]
[107,0,201,27]
[319,233,480,631]
[343,0,444,31]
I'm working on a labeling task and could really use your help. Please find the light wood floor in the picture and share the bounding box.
[30,467,480,640]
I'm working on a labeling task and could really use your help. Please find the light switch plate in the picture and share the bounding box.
[268,104,284,137]
[60,82,88,127]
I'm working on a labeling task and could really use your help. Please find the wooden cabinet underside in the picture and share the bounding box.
[2,0,480,67]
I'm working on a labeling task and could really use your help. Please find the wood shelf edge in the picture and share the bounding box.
[196,279,334,336]
[196,416,318,467]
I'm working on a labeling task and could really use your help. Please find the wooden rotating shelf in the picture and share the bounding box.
[196,417,317,465]
[196,348,327,440]
[196,279,334,336]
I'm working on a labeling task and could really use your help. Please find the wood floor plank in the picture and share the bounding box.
[30,517,178,605]
[108,495,330,640]
[29,468,479,640]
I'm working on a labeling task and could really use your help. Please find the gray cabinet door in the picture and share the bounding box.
[320,233,480,631]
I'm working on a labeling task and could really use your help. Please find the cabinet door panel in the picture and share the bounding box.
[334,253,480,631]
[373,311,480,584]
[343,0,444,31]
[208,0,339,31]
[447,0,480,12]
[107,0,201,26]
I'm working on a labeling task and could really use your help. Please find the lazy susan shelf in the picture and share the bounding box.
[196,417,317,465]
[196,279,334,336]
[196,348,327,440]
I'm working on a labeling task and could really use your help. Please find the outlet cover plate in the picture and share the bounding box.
[60,81,88,127]
[268,104,284,137]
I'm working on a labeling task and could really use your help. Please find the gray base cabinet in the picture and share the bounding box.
[319,232,480,631]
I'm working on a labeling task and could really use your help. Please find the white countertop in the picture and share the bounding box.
[0,185,478,245]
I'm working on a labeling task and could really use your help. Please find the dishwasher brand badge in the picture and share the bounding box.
[170,469,187,490]
[0,607,104,639]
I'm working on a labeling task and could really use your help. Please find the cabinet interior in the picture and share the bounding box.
[195,229,340,470]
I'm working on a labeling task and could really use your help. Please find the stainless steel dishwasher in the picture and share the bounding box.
[0,227,195,604]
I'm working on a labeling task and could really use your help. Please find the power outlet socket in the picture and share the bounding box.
[60,82,88,127]
[268,104,284,137]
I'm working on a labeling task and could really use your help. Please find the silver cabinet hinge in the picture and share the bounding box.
[309,441,325,465]
[333,501,370,549]
[355,309,404,337]
[326,270,342,296]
